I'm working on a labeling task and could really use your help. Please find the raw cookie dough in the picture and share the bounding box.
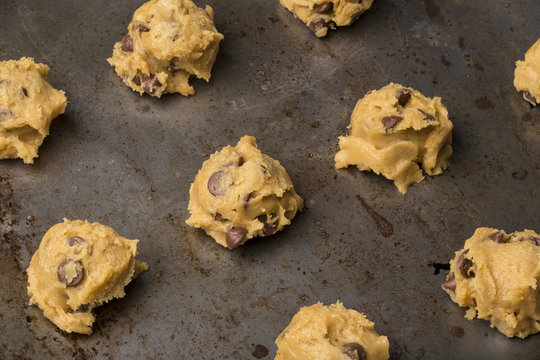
[279,0,374,37]
[275,302,389,360]
[186,136,303,249]
[514,38,540,106]
[107,0,223,97]
[0,57,67,164]
[335,83,453,194]
[27,219,148,334]
[442,227,540,338]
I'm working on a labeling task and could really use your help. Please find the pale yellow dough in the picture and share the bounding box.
[335,83,453,194]
[0,57,67,164]
[514,38,540,106]
[279,0,374,37]
[27,219,148,334]
[275,302,389,360]
[442,227,540,338]
[186,136,303,249]
[107,0,223,97]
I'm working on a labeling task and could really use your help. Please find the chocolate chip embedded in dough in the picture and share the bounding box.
[121,34,134,52]
[132,75,142,86]
[523,91,537,105]
[521,236,540,246]
[68,236,85,246]
[442,272,456,292]
[308,18,327,33]
[488,231,503,243]
[226,227,247,249]
[142,74,162,95]
[238,156,245,166]
[214,213,227,222]
[458,249,475,278]
[396,88,411,106]
[136,24,150,32]
[314,2,333,14]
[381,115,403,131]
[418,108,435,121]
[21,87,28,97]
[257,214,278,236]
[207,171,226,196]
[57,259,84,287]
[342,342,366,360]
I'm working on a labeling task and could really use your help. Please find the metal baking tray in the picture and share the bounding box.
[1,0,539,358]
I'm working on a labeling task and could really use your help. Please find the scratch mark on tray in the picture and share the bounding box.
[356,195,393,237]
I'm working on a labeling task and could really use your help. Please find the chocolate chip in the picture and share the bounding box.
[314,2,333,14]
[214,213,227,221]
[458,249,474,278]
[207,171,226,196]
[244,192,255,203]
[132,75,142,86]
[142,74,162,95]
[488,232,503,243]
[121,34,134,52]
[238,156,245,166]
[520,236,540,246]
[342,342,366,360]
[418,108,435,121]
[226,227,247,249]
[396,88,411,106]
[136,24,150,32]
[381,115,403,131]
[57,259,84,287]
[257,214,278,236]
[21,87,28,97]
[523,91,537,106]
[442,272,456,292]
[68,304,89,314]
[308,18,327,33]
[68,236,85,246]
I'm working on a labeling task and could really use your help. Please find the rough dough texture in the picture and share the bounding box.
[107,0,223,97]
[0,57,67,164]
[335,83,453,194]
[27,219,148,334]
[186,136,303,249]
[279,0,373,37]
[275,302,389,360]
[442,227,540,338]
[514,38,540,106]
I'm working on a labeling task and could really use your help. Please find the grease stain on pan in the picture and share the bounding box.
[356,194,393,237]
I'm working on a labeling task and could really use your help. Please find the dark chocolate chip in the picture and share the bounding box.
[396,88,411,106]
[458,249,474,278]
[132,75,142,86]
[68,236,85,246]
[314,2,333,14]
[57,259,84,287]
[521,236,540,246]
[214,213,227,222]
[257,214,278,236]
[226,227,247,249]
[238,156,245,166]
[523,91,537,106]
[442,272,456,292]
[21,87,28,97]
[418,108,435,121]
[121,34,134,52]
[308,18,327,33]
[342,342,366,360]
[381,115,403,131]
[68,304,89,314]
[136,24,150,32]
[207,171,226,196]
[244,192,255,203]
[142,74,162,95]
[488,231,503,243]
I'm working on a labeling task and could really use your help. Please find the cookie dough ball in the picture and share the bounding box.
[186,136,303,249]
[514,38,540,106]
[442,227,540,338]
[275,302,389,360]
[279,0,373,37]
[335,83,453,194]
[27,219,148,334]
[0,57,67,164]
[107,0,224,97]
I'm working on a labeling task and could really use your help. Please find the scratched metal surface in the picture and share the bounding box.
[0,0,539,359]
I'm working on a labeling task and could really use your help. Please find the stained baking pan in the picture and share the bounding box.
[1,0,539,359]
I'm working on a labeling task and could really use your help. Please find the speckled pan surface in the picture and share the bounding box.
[0,0,538,359]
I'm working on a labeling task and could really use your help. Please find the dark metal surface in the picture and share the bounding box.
[1,0,539,359]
